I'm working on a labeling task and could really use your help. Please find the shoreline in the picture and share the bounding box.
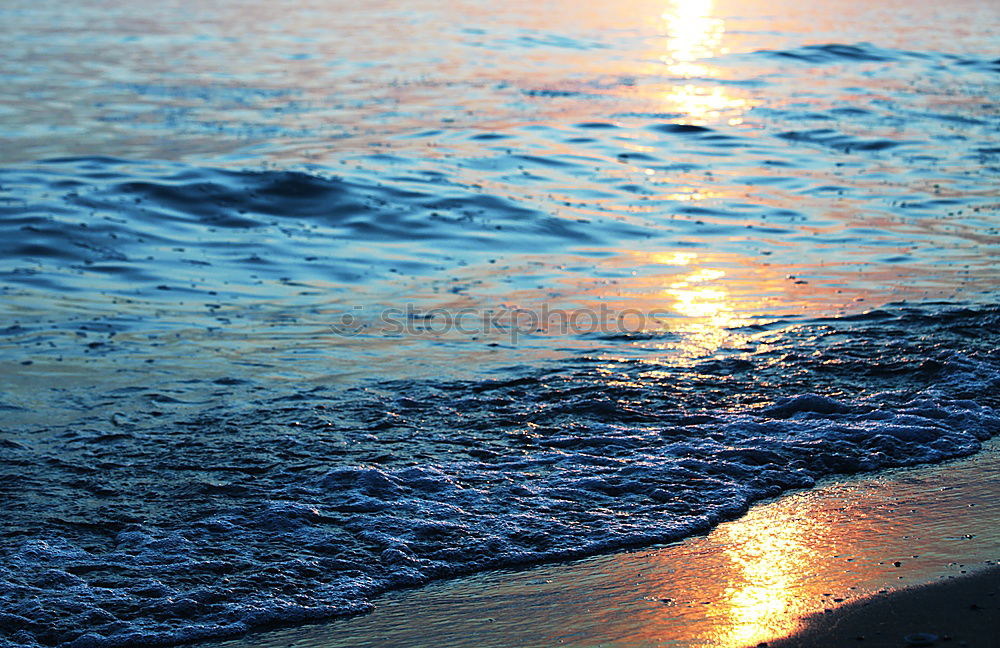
[207,438,1000,648]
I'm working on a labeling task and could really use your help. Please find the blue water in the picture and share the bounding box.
[1,0,999,646]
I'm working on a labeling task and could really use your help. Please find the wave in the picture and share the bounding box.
[0,156,621,300]
[0,305,997,647]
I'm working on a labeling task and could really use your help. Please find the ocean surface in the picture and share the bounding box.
[1,0,998,646]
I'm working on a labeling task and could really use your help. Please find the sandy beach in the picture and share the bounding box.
[772,567,1000,648]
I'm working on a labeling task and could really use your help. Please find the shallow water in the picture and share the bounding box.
[0,0,998,646]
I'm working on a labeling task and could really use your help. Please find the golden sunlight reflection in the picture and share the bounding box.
[661,0,725,78]
[522,247,867,364]
[662,84,754,123]
[713,514,814,647]
[593,476,925,648]
[658,0,757,122]
[654,251,696,266]
[666,264,748,356]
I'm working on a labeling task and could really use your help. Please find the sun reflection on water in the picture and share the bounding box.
[664,260,750,358]
[658,0,757,123]
[539,247,862,366]
[669,267,728,319]
[662,0,725,78]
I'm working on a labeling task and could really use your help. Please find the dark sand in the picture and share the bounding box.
[770,567,1000,648]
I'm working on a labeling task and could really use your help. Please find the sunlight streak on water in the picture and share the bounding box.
[662,0,726,78]
[657,0,757,123]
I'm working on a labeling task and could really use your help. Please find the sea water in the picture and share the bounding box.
[0,0,998,646]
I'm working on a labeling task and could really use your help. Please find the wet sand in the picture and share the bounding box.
[771,567,1000,648]
[208,438,1000,648]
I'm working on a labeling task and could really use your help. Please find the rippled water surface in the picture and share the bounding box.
[1,0,998,646]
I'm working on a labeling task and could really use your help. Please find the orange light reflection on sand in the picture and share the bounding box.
[712,514,817,647]
[596,480,896,648]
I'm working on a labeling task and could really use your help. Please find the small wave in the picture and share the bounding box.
[776,128,906,153]
[648,123,713,134]
[759,43,900,63]
[0,156,620,300]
